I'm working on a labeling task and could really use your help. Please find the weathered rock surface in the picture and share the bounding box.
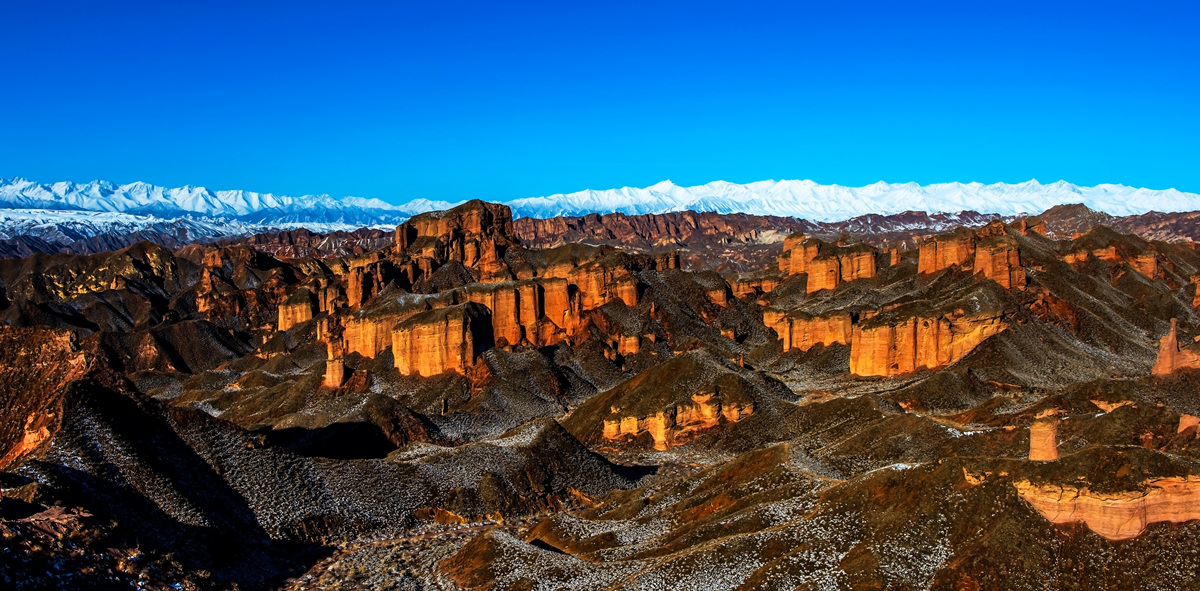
[1152,319,1200,376]
[1016,476,1200,540]
[849,311,1007,377]
[392,302,494,377]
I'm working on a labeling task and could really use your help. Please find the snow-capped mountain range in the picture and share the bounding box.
[1,176,1197,252]
[507,179,1200,221]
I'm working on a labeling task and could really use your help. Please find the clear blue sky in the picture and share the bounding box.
[2,1,1197,204]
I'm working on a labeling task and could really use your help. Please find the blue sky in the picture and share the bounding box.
[2,1,1197,204]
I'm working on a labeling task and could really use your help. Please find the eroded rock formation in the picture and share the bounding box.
[392,302,494,377]
[0,327,90,469]
[394,199,516,282]
[1015,477,1200,540]
[1151,319,1200,376]
[918,228,976,275]
[601,391,755,451]
[1029,416,1059,461]
[765,310,852,352]
[974,235,1026,289]
[277,288,316,332]
[849,311,1006,376]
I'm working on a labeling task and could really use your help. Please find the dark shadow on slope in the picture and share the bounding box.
[263,422,399,460]
[23,381,331,590]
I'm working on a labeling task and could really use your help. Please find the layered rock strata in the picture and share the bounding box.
[764,311,852,352]
[277,288,316,332]
[1015,477,1200,540]
[848,311,1006,377]
[974,235,1027,289]
[392,302,494,377]
[1029,417,1060,461]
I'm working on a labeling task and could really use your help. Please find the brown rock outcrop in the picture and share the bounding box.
[1015,477,1200,540]
[394,200,517,282]
[973,236,1026,289]
[1132,253,1159,278]
[1029,417,1060,461]
[918,228,976,275]
[778,235,821,276]
[277,288,316,332]
[392,303,494,377]
[732,276,780,299]
[601,392,755,451]
[323,339,346,389]
[0,327,91,470]
[766,311,852,352]
[1151,319,1200,376]
[849,311,1006,376]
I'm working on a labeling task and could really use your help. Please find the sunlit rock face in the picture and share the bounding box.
[1015,477,1200,540]
[1028,416,1060,461]
[848,311,1006,377]
[392,302,494,377]
[764,310,852,352]
[277,287,316,332]
[776,235,879,294]
[919,228,977,275]
[974,235,1026,289]
[1152,319,1200,376]
[394,199,517,282]
[0,326,90,469]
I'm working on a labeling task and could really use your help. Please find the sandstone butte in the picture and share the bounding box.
[1015,477,1200,541]
[848,311,1006,377]
[763,311,852,352]
[323,339,346,389]
[393,199,516,283]
[392,302,494,377]
[973,235,1026,289]
[1151,318,1200,376]
[277,287,316,332]
[916,220,1029,291]
[600,392,755,451]
[775,235,879,294]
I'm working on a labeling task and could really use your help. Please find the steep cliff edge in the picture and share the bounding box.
[392,302,494,377]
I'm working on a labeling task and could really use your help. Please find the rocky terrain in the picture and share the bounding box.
[3,199,1200,589]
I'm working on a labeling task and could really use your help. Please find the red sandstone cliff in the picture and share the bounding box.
[849,311,1006,377]
[392,302,494,377]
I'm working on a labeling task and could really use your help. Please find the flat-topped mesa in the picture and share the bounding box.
[848,310,1006,377]
[277,288,316,332]
[806,244,878,294]
[1152,319,1200,376]
[765,310,852,352]
[1015,477,1200,541]
[462,277,573,347]
[918,227,977,275]
[973,235,1027,289]
[392,302,494,377]
[567,260,640,311]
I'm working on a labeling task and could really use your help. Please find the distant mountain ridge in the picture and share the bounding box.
[504,179,1200,221]
[2,176,1199,258]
